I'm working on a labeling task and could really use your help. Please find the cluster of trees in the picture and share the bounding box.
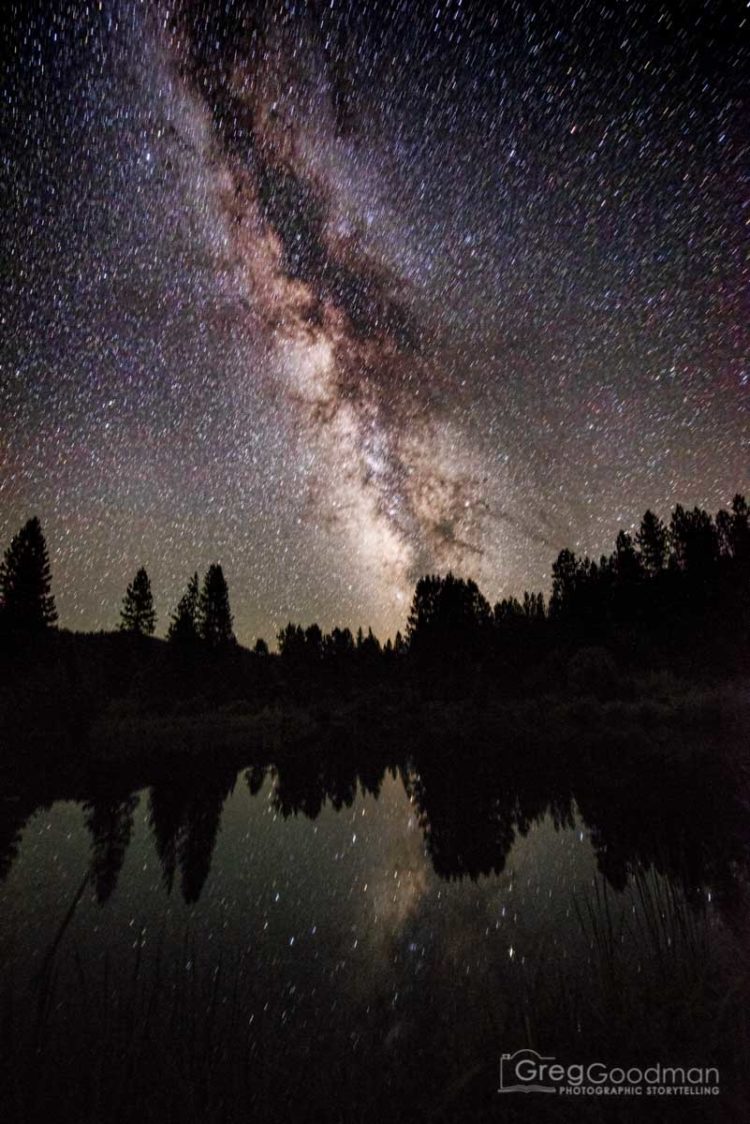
[4,714,744,902]
[546,495,749,639]
[2,493,748,681]
[275,621,406,666]
[268,496,748,674]
[392,497,748,683]
[119,564,235,647]
[0,520,235,649]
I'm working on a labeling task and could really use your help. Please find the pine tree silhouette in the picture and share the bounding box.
[729,494,750,563]
[0,516,57,630]
[119,567,156,635]
[199,564,234,647]
[636,510,669,576]
[168,572,200,643]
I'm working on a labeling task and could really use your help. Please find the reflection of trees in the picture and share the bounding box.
[408,737,746,899]
[403,753,576,881]
[407,767,517,880]
[575,749,748,903]
[246,764,267,796]
[148,783,183,893]
[0,792,46,882]
[83,793,139,903]
[271,755,327,819]
[270,745,390,820]
[147,766,236,904]
[249,729,748,901]
[179,780,232,904]
[355,756,388,801]
[2,720,747,908]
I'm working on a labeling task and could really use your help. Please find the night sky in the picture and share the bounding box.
[2,1,747,645]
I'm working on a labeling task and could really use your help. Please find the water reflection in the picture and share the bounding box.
[1,731,745,907]
[83,792,139,904]
[0,729,747,1123]
[148,766,237,903]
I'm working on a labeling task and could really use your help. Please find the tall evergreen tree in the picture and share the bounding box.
[168,572,200,643]
[729,494,749,563]
[304,623,324,659]
[636,510,669,576]
[199,564,234,647]
[277,622,306,660]
[119,568,156,635]
[669,505,719,576]
[612,530,642,583]
[549,549,579,616]
[0,516,57,630]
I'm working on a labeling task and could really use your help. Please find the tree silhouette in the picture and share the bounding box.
[0,516,57,630]
[304,623,324,659]
[277,622,307,661]
[83,793,139,904]
[636,510,668,576]
[199,563,234,647]
[119,567,156,635]
[406,572,491,660]
[323,626,355,660]
[168,572,200,643]
[494,596,523,622]
[731,494,749,553]
[147,783,185,894]
[669,505,719,576]
[549,549,579,617]
[178,785,227,904]
[523,591,546,619]
[148,768,235,903]
[725,494,749,563]
[612,530,642,583]
[358,626,381,658]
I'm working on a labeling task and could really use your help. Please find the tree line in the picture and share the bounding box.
[120,564,235,647]
[1,494,748,678]
[0,521,234,648]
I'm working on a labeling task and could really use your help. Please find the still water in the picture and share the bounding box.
[0,741,747,1122]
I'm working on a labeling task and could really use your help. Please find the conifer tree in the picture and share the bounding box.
[0,516,57,629]
[119,568,156,635]
[168,572,200,643]
[199,564,234,647]
[636,510,669,576]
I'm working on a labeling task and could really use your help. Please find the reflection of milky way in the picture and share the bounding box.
[2,2,747,641]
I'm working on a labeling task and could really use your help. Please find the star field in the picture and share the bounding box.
[1,1,748,644]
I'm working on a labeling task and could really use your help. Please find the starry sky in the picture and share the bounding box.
[1,0,748,645]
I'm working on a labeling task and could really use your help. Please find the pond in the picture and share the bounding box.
[0,736,747,1123]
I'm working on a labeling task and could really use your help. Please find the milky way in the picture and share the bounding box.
[2,1,748,643]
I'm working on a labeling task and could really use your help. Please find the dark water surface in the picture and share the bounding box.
[1,735,748,1123]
